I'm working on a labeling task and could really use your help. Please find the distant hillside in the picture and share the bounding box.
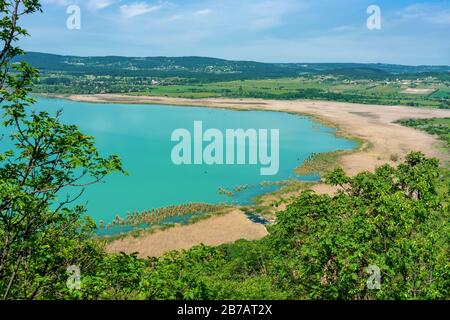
[18,52,450,81]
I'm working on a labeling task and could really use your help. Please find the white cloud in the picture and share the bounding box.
[42,0,115,10]
[425,11,450,25]
[332,25,357,32]
[247,0,307,31]
[87,0,115,10]
[399,3,450,25]
[193,9,213,16]
[41,0,72,6]
[120,2,161,19]
[165,14,182,21]
[250,17,280,31]
[160,0,306,32]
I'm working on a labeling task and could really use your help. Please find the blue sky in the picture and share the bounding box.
[20,0,450,65]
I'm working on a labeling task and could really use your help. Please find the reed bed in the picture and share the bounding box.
[99,203,226,230]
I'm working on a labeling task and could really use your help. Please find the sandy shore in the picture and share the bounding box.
[72,94,450,257]
[106,210,269,258]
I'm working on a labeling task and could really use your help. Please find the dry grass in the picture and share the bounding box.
[106,209,268,258]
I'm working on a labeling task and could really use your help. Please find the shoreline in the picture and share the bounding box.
[43,93,450,257]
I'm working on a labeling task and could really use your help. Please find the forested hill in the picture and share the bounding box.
[19,52,450,81]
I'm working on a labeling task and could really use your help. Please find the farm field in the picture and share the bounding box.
[36,75,450,108]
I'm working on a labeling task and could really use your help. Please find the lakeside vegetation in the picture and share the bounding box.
[104,203,226,229]
[100,203,230,235]
[396,118,450,149]
[395,117,450,208]
[99,204,234,245]
[296,150,351,176]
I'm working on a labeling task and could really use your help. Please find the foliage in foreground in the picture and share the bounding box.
[4,152,446,300]
[0,0,124,299]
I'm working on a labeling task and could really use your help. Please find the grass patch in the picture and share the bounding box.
[296,150,351,176]
[396,118,450,156]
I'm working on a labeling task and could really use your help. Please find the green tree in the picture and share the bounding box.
[267,152,449,299]
[0,0,124,299]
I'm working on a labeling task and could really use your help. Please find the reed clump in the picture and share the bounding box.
[102,203,225,230]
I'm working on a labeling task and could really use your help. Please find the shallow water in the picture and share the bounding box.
[1,98,356,224]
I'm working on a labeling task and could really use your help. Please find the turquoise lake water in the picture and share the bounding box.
[1,98,356,225]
